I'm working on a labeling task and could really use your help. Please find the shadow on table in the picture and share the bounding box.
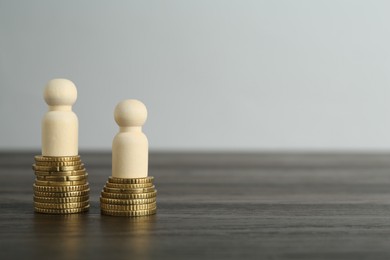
[99,214,157,258]
[31,212,157,259]
[32,213,89,258]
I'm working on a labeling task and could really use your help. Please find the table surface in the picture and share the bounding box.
[2,152,390,259]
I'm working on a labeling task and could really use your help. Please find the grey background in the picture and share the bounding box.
[1,0,389,151]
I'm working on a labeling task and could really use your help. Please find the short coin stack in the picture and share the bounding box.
[33,155,90,214]
[100,176,157,217]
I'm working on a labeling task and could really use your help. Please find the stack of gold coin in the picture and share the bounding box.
[100,176,157,217]
[32,155,90,214]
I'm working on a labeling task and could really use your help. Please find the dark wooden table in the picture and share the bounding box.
[2,152,390,259]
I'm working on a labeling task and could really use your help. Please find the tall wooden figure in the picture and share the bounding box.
[32,79,90,215]
[42,79,78,156]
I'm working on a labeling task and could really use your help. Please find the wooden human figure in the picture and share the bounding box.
[112,99,148,178]
[42,79,78,156]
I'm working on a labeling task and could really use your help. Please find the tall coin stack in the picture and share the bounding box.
[33,155,90,214]
[100,176,157,217]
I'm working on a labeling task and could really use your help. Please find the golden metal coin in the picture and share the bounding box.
[100,197,156,205]
[34,169,87,176]
[103,186,155,194]
[36,173,88,182]
[35,205,89,214]
[34,189,90,198]
[108,176,154,184]
[101,208,156,217]
[100,190,157,199]
[35,179,87,186]
[33,183,89,192]
[34,201,90,209]
[34,195,89,203]
[100,202,156,211]
[35,160,82,167]
[105,182,153,189]
[34,155,80,162]
[32,163,85,172]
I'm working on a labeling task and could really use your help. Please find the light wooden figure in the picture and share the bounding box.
[112,99,148,178]
[42,79,78,156]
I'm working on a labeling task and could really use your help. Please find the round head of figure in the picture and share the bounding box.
[114,99,147,127]
[44,79,77,107]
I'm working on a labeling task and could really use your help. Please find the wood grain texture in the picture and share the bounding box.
[1,152,390,259]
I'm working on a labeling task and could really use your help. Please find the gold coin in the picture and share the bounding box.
[32,164,85,172]
[36,173,88,182]
[105,182,153,189]
[101,208,156,217]
[34,189,90,198]
[103,186,155,194]
[34,155,80,162]
[34,195,89,203]
[34,169,87,176]
[34,201,90,209]
[35,160,82,167]
[35,179,87,186]
[35,205,89,214]
[101,190,157,199]
[108,176,154,184]
[100,202,156,211]
[100,197,156,205]
[33,183,89,192]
